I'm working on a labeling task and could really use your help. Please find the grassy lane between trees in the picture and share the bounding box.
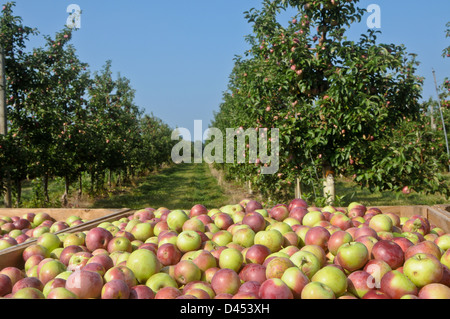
[91,163,239,210]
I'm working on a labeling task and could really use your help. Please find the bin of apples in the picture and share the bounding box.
[0,212,86,250]
[0,199,449,299]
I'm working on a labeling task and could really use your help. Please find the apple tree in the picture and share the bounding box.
[212,0,449,204]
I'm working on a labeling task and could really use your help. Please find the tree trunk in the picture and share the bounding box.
[322,164,335,205]
[77,173,83,200]
[295,177,302,199]
[108,170,112,190]
[43,173,50,204]
[0,44,11,208]
[15,179,21,208]
[61,175,69,207]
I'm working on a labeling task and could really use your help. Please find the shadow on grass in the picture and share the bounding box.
[91,163,232,210]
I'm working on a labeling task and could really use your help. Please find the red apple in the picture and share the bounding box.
[362,290,391,299]
[211,268,241,296]
[259,278,293,299]
[418,283,450,299]
[288,198,308,211]
[65,269,103,299]
[190,204,208,217]
[239,263,267,285]
[0,274,12,297]
[157,243,182,266]
[347,270,375,298]
[265,257,295,279]
[129,285,155,299]
[380,270,418,299]
[327,230,353,256]
[269,205,289,222]
[104,265,137,288]
[101,279,130,299]
[12,277,44,294]
[87,253,114,271]
[371,240,404,269]
[245,200,263,213]
[154,286,182,299]
[404,240,441,260]
[280,266,309,299]
[0,267,25,286]
[242,212,266,233]
[304,226,330,252]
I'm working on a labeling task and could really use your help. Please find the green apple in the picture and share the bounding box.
[301,281,335,299]
[38,260,66,285]
[212,230,233,246]
[280,266,310,299]
[176,230,202,253]
[254,229,284,253]
[302,211,325,227]
[312,265,348,297]
[369,214,393,232]
[124,219,141,233]
[63,232,85,248]
[126,249,161,284]
[37,233,62,253]
[131,222,154,242]
[219,248,243,273]
[145,272,178,293]
[335,242,369,272]
[289,250,321,279]
[166,210,189,232]
[403,253,444,288]
[268,221,293,235]
[66,215,82,226]
[435,234,450,251]
[232,228,255,248]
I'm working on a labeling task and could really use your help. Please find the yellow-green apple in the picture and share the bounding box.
[65,269,103,299]
[63,232,85,247]
[153,221,168,237]
[129,285,155,299]
[328,230,353,256]
[126,249,160,284]
[289,250,321,279]
[268,221,292,235]
[302,211,325,227]
[403,253,443,288]
[219,248,243,272]
[183,281,216,299]
[13,287,45,299]
[259,278,293,299]
[301,245,327,267]
[430,227,446,236]
[380,270,418,299]
[33,212,54,227]
[404,240,442,260]
[104,265,137,288]
[441,249,450,268]
[300,281,335,299]
[145,272,178,292]
[280,266,309,299]
[47,287,78,299]
[211,268,241,295]
[38,259,66,285]
[335,242,369,272]
[66,215,82,226]
[369,214,393,232]
[107,236,132,253]
[166,210,189,232]
[254,229,283,253]
[435,234,450,251]
[204,267,220,283]
[312,265,348,297]
[176,230,202,253]
[346,270,375,298]
[418,283,450,299]
[371,240,404,269]
[158,230,178,246]
[36,232,61,253]
[232,227,255,248]
[131,222,154,242]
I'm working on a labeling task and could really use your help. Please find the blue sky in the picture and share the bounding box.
[10,0,450,138]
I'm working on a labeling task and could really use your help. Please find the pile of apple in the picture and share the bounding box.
[0,199,449,299]
[0,212,86,251]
